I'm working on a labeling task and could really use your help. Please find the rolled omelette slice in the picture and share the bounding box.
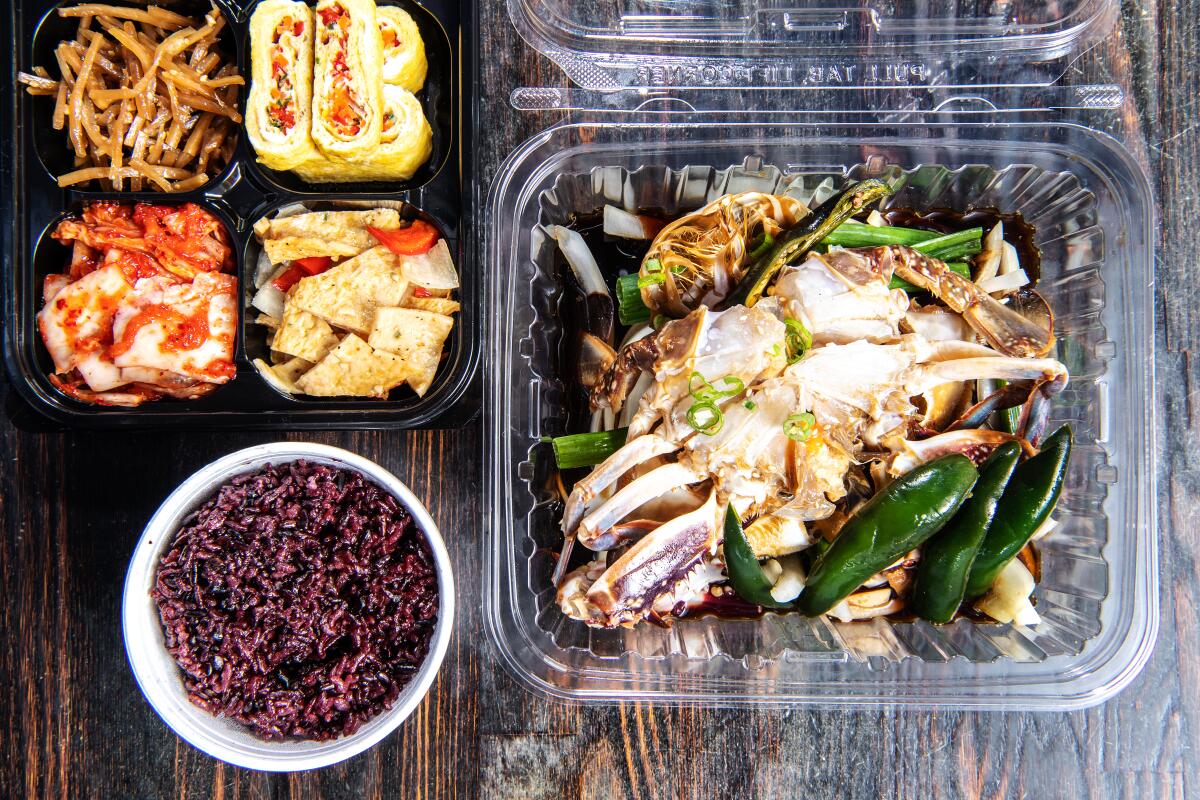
[378,6,427,92]
[311,0,383,162]
[245,0,321,171]
[293,86,432,183]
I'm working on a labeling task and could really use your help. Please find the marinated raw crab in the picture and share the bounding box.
[547,180,1071,630]
[638,192,809,316]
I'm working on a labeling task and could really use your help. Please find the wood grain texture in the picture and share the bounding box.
[1,0,1196,798]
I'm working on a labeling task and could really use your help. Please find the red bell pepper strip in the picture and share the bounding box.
[368,220,440,256]
[294,255,333,275]
[271,265,306,292]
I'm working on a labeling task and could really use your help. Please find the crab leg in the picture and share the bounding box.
[904,355,1067,396]
[887,429,1035,475]
[562,434,678,537]
[586,490,721,627]
[887,246,1055,358]
[577,462,704,550]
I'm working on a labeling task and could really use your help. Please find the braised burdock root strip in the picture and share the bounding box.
[546,180,1072,630]
[17,3,242,192]
[38,202,237,406]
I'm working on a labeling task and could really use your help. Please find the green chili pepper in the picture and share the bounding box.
[748,231,775,261]
[909,443,1022,624]
[725,179,893,308]
[800,536,830,572]
[964,425,1073,599]
[722,505,792,609]
[795,453,979,617]
[993,380,1021,435]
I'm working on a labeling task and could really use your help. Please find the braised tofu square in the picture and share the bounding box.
[367,307,453,397]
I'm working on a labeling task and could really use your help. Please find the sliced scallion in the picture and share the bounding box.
[783,412,817,442]
[784,317,812,364]
[617,273,652,326]
[687,401,723,436]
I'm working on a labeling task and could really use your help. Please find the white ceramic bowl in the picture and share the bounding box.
[122,443,455,772]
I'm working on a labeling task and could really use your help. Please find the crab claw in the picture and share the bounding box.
[887,429,1034,475]
[584,490,722,628]
[1016,372,1068,446]
[949,380,1036,431]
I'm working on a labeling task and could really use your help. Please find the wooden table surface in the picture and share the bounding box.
[3,1,1197,798]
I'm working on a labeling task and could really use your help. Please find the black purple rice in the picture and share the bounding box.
[152,460,439,741]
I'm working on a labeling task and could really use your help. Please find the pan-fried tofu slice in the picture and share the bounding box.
[271,303,341,363]
[295,334,409,398]
[367,307,454,397]
[289,246,410,334]
[404,296,460,315]
[255,209,402,263]
[253,356,313,394]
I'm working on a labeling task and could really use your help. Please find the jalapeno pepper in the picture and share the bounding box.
[964,425,1072,600]
[722,504,793,609]
[796,453,979,617]
[909,442,1022,624]
[724,179,893,308]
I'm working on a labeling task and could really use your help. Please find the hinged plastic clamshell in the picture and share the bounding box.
[480,0,1157,708]
[507,0,1120,91]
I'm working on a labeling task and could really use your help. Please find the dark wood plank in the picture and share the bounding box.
[2,0,1197,798]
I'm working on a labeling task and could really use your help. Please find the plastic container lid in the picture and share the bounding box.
[507,0,1120,89]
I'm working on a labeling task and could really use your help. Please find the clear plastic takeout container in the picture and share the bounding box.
[479,0,1157,709]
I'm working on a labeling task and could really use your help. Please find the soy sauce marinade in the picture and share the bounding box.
[551,201,1040,621]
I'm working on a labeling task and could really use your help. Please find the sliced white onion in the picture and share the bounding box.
[978,268,1029,295]
[251,282,286,320]
[975,223,1004,284]
[253,250,275,290]
[547,225,609,298]
[603,205,656,240]
[589,407,615,433]
[401,240,460,290]
[998,241,1020,276]
[806,177,837,209]
[865,209,885,227]
[827,586,898,622]
[761,558,783,583]
[769,555,806,603]
[272,202,308,219]
[975,559,1040,625]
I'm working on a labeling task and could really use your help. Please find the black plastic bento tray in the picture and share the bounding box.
[0,0,478,429]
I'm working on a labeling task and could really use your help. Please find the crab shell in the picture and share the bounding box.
[640,192,809,316]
